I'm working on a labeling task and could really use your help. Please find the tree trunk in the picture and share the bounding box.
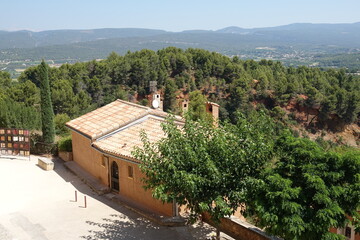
[308,114,318,126]
[216,228,220,240]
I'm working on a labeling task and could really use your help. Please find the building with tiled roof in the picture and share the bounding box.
[66,99,186,216]
[92,117,167,162]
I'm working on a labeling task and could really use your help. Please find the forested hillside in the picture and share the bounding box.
[0,47,359,145]
[2,23,360,77]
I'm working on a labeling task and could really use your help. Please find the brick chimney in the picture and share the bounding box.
[206,102,219,122]
[150,93,163,110]
[180,99,189,114]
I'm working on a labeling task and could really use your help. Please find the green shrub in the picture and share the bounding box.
[58,136,72,152]
[139,98,149,106]
[288,112,296,120]
[54,113,71,136]
[291,129,300,138]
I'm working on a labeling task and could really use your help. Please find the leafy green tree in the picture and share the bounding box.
[0,71,12,87]
[244,133,360,240]
[133,112,274,238]
[39,60,55,143]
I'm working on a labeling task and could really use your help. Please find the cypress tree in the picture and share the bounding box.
[39,60,55,143]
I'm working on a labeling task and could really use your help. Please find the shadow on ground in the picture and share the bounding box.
[80,214,195,240]
[50,157,218,240]
[51,158,100,198]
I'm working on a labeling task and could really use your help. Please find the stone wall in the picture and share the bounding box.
[59,151,73,161]
[202,213,281,240]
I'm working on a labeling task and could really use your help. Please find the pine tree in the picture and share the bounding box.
[188,90,211,121]
[39,60,55,143]
[163,79,177,113]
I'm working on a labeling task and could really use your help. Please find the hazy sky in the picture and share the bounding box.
[1,0,359,31]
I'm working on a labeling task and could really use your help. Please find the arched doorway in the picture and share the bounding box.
[111,161,119,192]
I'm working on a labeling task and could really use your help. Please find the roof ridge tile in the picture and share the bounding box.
[116,99,151,110]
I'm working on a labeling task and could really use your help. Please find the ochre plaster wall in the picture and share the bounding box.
[71,131,109,186]
[110,157,173,217]
[71,131,173,217]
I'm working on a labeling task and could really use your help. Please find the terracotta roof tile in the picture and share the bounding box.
[92,117,167,161]
[67,99,185,161]
[66,99,150,139]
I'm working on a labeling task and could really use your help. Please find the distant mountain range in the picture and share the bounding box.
[1,23,360,72]
[0,28,167,49]
[1,23,360,49]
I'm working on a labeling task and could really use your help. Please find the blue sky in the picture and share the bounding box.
[1,0,360,31]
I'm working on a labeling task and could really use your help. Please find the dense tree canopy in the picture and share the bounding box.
[133,112,275,224]
[1,47,359,136]
[188,90,211,121]
[0,70,40,129]
[134,111,359,240]
[244,133,360,240]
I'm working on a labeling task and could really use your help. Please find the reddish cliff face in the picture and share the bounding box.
[280,97,360,147]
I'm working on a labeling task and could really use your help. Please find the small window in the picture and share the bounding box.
[128,166,134,178]
[184,104,187,108]
[102,156,108,167]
